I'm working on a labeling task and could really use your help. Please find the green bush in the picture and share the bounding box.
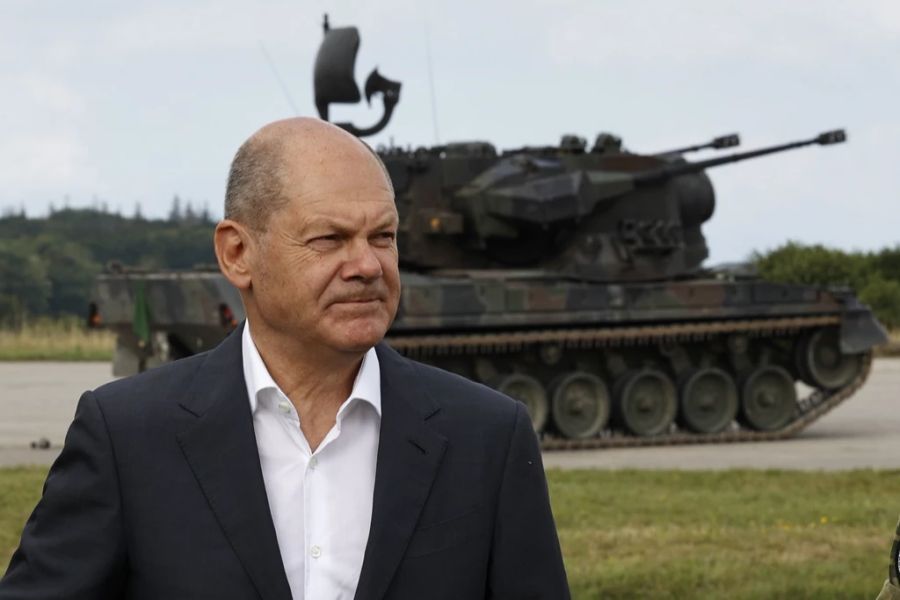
[873,246,900,282]
[859,277,900,330]
[754,242,872,289]
[755,242,899,330]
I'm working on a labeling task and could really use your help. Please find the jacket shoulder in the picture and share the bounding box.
[403,356,521,425]
[89,352,211,420]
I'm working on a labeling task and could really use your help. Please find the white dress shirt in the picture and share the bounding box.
[242,322,381,600]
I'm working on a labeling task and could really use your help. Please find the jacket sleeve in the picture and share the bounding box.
[0,391,127,599]
[876,579,900,600]
[487,402,571,599]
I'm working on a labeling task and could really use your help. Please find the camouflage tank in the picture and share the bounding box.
[92,17,888,449]
[375,130,888,448]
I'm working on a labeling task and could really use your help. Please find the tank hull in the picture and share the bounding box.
[93,269,887,449]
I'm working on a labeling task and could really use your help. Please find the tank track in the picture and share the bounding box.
[387,315,873,450]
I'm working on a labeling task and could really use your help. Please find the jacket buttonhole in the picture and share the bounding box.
[409,438,427,454]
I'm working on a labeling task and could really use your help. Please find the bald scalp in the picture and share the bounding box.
[224,117,392,233]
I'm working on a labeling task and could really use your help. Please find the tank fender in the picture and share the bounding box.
[839,300,890,353]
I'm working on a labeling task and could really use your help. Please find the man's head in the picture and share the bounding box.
[223,120,393,233]
[214,117,400,358]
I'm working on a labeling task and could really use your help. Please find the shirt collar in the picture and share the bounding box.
[241,320,381,418]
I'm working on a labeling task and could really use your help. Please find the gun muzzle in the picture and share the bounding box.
[817,129,847,145]
[712,134,740,149]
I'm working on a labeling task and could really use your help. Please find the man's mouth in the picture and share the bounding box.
[334,297,381,304]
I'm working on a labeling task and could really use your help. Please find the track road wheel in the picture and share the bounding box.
[615,369,677,437]
[550,372,610,439]
[496,373,549,432]
[796,328,864,390]
[679,367,739,434]
[739,365,796,431]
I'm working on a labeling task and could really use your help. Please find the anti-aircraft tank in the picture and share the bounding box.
[309,16,888,448]
[92,17,888,449]
[374,130,888,448]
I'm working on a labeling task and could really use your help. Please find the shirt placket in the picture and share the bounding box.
[302,407,345,598]
[306,406,351,598]
[273,392,313,599]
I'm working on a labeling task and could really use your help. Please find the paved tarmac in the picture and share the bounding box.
[0,359,898,470]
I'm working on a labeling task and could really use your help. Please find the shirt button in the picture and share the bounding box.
[309,456,318,470]
[278,401,291,414]
[311,545,322,559]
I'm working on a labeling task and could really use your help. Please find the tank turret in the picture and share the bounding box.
[386,130,846,282]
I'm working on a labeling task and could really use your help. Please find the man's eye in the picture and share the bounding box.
[308,235,341,249]
[372,232,396,246]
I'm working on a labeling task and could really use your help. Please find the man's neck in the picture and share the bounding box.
[247,319,366,451]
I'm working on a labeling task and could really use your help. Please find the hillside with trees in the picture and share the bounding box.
[0,202,215,326]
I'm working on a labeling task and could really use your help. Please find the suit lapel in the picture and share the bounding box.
[354,344,447,600]
[176,325,293,600]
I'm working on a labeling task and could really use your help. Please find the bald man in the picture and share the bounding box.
[0,119,570,600]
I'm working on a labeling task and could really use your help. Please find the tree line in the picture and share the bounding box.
[0,209,898,329]
[0,208,215,326]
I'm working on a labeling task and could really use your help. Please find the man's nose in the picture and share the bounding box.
[342,238,384,281]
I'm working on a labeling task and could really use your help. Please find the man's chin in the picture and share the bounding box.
[329,339,383,357]
[327,328,389,355]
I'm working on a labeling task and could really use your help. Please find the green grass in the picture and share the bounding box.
[2,468,898,597]
[0,317,114,361]
[550,469,900,599]
[0,468,46,571]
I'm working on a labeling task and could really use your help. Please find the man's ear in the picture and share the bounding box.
[214,219,255,290]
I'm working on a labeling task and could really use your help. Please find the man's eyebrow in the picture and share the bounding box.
[301,213,399,233]
[374,214,400,228]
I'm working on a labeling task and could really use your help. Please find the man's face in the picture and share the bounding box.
[248,142,400,356]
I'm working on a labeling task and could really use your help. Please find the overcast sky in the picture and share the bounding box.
[2,0,898,263]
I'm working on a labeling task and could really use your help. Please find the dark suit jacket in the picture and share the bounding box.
[1,326,570,599]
